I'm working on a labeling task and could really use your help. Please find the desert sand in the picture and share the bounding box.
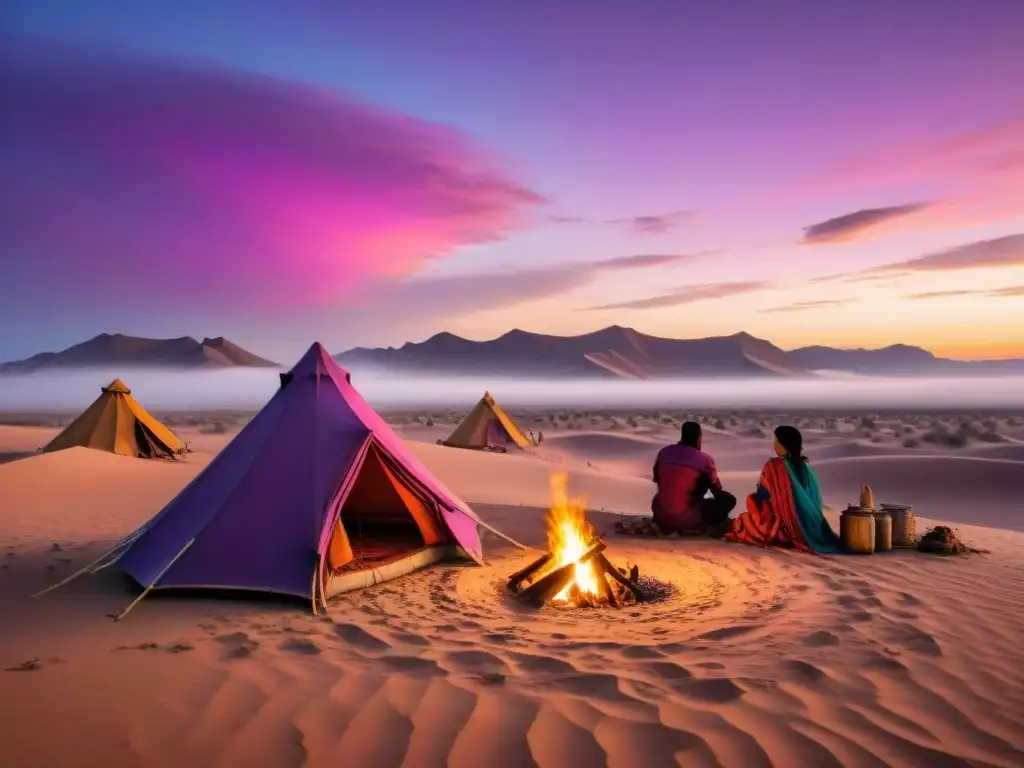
[1,410,1023,767]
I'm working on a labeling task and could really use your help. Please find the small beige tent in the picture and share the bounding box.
[441,391,534,452]
[44,378,187,459]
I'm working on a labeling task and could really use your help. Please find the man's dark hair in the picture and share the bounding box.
[680,421,702,447]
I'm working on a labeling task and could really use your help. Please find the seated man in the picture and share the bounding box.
[652,421,736,535]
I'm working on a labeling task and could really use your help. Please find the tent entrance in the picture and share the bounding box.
[133,419,174,459]
[327,444,448,574]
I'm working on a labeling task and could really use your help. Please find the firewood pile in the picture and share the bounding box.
[506,537,652,608]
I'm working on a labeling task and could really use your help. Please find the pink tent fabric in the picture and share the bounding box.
[113,342,488,599]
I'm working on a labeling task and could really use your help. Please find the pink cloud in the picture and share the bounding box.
[775,115,1024,239]
[0,42,543,312]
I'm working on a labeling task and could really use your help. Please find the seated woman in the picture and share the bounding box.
[724,426,842,553]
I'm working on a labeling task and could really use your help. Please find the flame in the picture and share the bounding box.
[545,472,600,601]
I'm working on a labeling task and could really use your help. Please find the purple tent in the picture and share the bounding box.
[94,342,518,613]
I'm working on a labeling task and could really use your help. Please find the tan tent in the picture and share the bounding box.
[44,378,187,459]
[441,391,534,452]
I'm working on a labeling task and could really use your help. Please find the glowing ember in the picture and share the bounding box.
[545,473,600,602]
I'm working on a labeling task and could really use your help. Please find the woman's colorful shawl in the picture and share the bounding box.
[725,457,842,554]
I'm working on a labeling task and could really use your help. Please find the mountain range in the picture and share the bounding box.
[4,327,1022,378]
[0,334,278,373]
[336,326,1024,379]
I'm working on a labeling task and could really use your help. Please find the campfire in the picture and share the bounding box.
[507,474,648,608]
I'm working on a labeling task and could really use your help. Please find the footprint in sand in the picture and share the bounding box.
[215,632,260,659]
[780,659,829,683]
[113,642,160,652]
[444,649,509,673]
[677,677,746,703]
[5,656,66,672]
[804,630,840,646]
[644,661,694,680]
[279,638,321,655]
[388,630,431,647]
[694,625,759,642]
[481,632,515,645]
[332,623,391,652]
[377,655,447,677]
[508,652,577,675]
[619,645,664,660]
[694,661,725,670]
[557,672,634,702]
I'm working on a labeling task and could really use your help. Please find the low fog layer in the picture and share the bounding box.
[3,368,1024,411]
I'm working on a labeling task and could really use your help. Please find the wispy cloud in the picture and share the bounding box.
[810,234,1024,285]
[580,281,769,311]
[546,214,588,224]
[608,209,692,235]
[598,251,719,270]
[802,203,932,244]
[335,252,707,322]
[866,234,1024,274]
[0,40,544,315]
[760,299,855,313]
[908,286,1024,300]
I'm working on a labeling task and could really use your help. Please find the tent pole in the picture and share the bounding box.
[476,520,531,551]
[317,553,329,613]
[310,564,319,616]
[31,528,144,598]
[113,538,195,622]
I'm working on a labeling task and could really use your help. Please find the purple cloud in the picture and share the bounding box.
[581,281,770,311]
[802,203,932,244]
[0,41,544,314]
[608,209,692,235]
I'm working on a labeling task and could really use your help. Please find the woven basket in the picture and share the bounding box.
[881,503,917,547]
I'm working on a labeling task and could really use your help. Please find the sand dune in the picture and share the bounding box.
[2,416,1023,767]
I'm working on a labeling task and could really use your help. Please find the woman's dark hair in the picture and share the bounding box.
[774,425,809,482]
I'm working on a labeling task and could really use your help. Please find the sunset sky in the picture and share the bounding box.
[2,0,1023,362]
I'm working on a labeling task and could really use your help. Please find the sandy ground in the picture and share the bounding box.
[1,410,1023,767]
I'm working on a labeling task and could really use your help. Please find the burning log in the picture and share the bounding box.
[597,564,619,608]
[598,553,649,603]
[518,539,606,607]
[506,552,553,593]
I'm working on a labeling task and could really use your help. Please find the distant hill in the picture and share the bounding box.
[0,334,279,373]
[336,326,811,379]
[788,344,1024,376]
[336,327,1024,380]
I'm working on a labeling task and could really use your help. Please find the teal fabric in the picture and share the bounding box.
[784,458,844,554]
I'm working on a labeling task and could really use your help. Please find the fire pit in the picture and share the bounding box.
[507,474,650,608]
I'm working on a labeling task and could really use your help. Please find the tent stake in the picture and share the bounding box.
[113,538,195,622]
[31,528,144,598]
